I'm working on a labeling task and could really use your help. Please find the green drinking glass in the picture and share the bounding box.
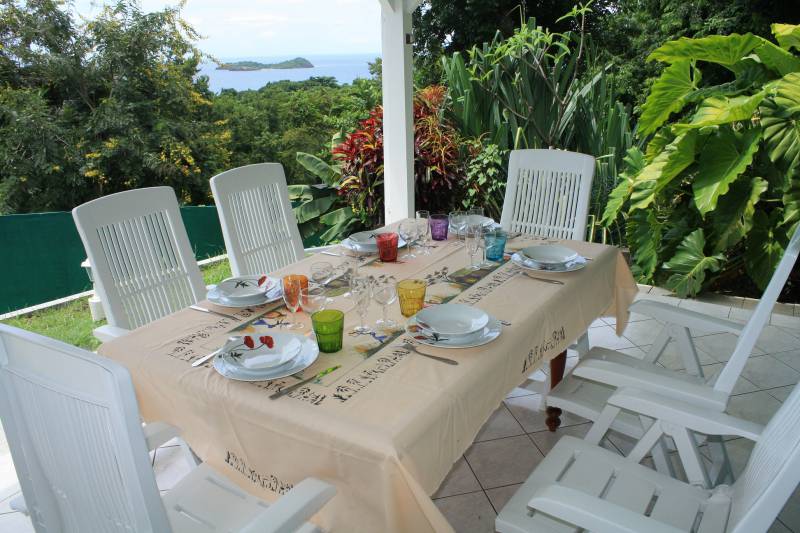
[311,309,345,353]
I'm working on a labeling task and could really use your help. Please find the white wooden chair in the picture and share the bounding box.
[0,324,335,533]
[547,222,800,485]
[497,382,800,533]
[72,187,206,342]
[210,163,305,277]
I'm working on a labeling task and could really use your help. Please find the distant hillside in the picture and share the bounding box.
[216,57,314,71]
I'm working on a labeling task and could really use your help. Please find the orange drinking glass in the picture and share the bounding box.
[282,275,308,329]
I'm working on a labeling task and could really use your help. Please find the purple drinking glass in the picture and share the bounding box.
[430,214,449,241]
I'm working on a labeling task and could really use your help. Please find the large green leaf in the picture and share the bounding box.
[319,206,354,226]
[761,72,800,175]
[693,128,762,215]
[751,40,800,77]
[679,92,765,130]
[630,131,698,210]
[745,210,787,289]
[639,60,698,136]
[709,176,768,252]
[296,152,340,187]
[783,176,800,228]
[600,147,646,226]
[648,34,762,70]
[663,229,724,297]
[293,196,336,224]
[627,209,661,282]
[772,23,800,52]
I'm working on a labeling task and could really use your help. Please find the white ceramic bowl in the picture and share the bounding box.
[520,244,579,266]
[415,303,489,337]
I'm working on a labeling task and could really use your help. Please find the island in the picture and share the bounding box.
[216,57,314,71]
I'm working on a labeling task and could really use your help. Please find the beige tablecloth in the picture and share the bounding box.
[99,227,637,532]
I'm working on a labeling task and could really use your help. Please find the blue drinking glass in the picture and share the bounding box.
[484,230,508,262]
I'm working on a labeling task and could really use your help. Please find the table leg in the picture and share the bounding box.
[546,350,567,432]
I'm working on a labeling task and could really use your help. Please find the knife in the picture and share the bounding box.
[190,305,239,321]
[269,365,341,400]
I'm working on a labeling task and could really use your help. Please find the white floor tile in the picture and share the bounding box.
[0,512,33,532]
[588,325,634,350]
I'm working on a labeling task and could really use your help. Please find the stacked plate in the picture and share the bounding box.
[207,275,282,308]
[407,303,502,348]
[341,231,407,253]
[511,244,587,273]
[212,332,319,382]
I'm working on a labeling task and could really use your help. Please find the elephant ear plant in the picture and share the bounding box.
[603,24,800,297]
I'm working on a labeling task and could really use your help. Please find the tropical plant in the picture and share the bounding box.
[602,24,800,297]
[461,141,507,221]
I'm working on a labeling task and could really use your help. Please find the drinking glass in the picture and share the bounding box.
[376,232,399,262]
[301,286,329,315]
[350,276,372,333]
[448,210,467,239]
[485,229,508,262]
[416,210,431,255]
[311,309,345,353]
[310,261,334,287]
[398,220,418,259]
[430,214,449,241]
[464,224,482,270]
[397,279,426,317]
[372,276,398,330]
[281,275,307,329]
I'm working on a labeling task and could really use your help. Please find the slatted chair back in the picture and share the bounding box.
[713,223,800,395]
[0,324,170,532]
[210,163,304,277]
[72,187,206,331]
[500,149,595,241]
[730,383,800,532]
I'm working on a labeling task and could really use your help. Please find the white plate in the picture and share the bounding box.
[341,235,407,253]
[415,303,489,337]
[207,289,280,308]
[511,253,586,273]
[407,316,502,349]
[216,276,278,301]
[213,336,319,382]
[219,333,303,370]
[520,245,579,266]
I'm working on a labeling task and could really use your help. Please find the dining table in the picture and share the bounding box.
[98,220,638,533]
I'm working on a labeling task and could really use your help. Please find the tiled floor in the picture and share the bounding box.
[1,287,799,532]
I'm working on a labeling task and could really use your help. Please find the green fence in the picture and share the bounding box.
[0,206,226,315]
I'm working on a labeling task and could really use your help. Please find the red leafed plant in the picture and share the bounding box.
[333,85,465,228]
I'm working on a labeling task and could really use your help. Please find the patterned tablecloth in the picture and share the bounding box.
[99,223,637,532]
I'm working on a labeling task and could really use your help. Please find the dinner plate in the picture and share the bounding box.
[511,252,587,273]
[415,303,489,337]
[341,235,407,253]
[218,333,303,370]
[207,276,282,308]
[520,245,579,266]
[213,335,319,382]
[407,316,502,349]
[216,276,279,301]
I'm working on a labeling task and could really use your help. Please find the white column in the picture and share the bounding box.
[380,0,415,223]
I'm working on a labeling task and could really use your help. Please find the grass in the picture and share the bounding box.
[1,259,232,351]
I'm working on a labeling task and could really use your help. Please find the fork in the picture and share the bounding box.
[401,343,458,365]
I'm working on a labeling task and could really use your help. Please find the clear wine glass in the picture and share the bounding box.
[350,276,372,333]
[398,220,417,260]
[301,286,329,315]
[449,210,467,239]
[465,223,482,270]
[310,261,334,288]
[372,276,398,330]
[416,210,431,255]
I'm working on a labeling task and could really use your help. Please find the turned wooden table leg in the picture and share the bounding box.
[546,350,567,432]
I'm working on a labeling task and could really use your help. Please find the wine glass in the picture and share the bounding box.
[398,220,418,259]
[372,276,398,330]
[310,261,334,288]
[465,223,482,270]
[416,210,431,255]
[281,276,305,329]
[350,276,372,334]
[449,210,467,239]
[301,286,329,315]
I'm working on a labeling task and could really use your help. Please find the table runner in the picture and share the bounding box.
[99,227,637,532]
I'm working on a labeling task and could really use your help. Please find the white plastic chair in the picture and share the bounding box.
[72,187,207,342]
[500,149,595,241]
[211,163,305,277]
[0,324,335,533]
[497,382,800,533]
[546,222,800,485]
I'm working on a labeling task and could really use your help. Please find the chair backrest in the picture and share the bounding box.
[0,324,170,532]
[210,163,304,277]
[729,383,800,532]
[713,223,800,395]
[72,187,206,331]
[499,149,595,241]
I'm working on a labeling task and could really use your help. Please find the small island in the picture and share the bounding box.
[216,57,314,71]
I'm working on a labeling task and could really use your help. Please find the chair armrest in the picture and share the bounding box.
[630,300,744,334]
[93,324,131,343]
[572,358,728,410]
[608,388,764,441]
[142,421,181,452]
[241,478,336,533]
[528,485,684,533]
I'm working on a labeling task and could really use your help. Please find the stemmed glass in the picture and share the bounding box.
[372,276,398,331]
[301,286,329,315]
[464,223,482,270]
[416,210,431,255]
[281,276,305,329]
[350,275,372,334]
[398,220,418,260]
[449,210,467,238]
[468,206,493,267]
[310,261,334,288]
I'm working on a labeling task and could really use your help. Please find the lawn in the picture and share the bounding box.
[1,259,232,351]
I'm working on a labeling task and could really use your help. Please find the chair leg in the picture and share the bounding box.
[706,436,734,485]
[674,325,703,377]
[178,437,200,468]
[546,351,567,431]
[671,428,711,487]
[573,331,590,359]
[643,328,671,364]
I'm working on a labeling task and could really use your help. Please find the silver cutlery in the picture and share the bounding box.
[320,251,343,257]
[191,336,240,367]
[190,305,239,321]
[401,343,459,365]
[270,365,341,399]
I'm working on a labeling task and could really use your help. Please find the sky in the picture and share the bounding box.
[71,0,382,58]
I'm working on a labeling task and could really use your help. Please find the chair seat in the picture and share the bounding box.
[496,436,731,533]
[164,463,321,533]
[582,347,706,386]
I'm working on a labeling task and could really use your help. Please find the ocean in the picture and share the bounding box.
[197,53,378,92]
